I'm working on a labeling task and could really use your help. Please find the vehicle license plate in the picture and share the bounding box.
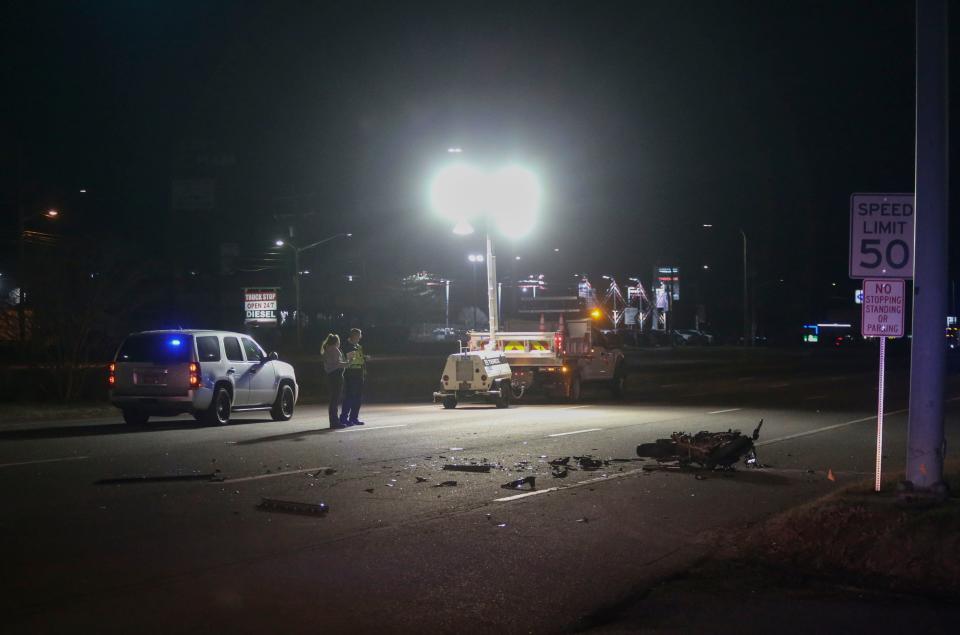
[139,372,163,385]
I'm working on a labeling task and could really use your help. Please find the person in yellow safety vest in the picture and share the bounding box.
[339,328,366,426]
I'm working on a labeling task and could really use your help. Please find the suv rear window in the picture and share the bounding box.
[196,336,221,362]
[117,334,193,364]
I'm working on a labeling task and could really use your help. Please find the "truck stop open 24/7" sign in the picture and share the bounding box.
[244,288,279,325]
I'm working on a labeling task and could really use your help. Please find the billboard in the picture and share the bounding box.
[655,266,680,301]
[244,288,279,325]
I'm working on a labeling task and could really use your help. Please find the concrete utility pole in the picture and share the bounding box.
[740,229,749,347]
[903,0,949,500]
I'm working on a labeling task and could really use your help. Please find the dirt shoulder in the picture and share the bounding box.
[577,463,960,633]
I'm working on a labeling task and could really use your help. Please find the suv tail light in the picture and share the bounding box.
[188,362,201,387]
[107,362,116,387]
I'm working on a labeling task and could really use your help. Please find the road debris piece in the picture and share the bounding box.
[443,464,492,473]
[323,468,337,475]
[551,466,569,478]
[575,456,604,471]
[576,517,589,523]
[434,480,458,487]
[549,457,571,467]
[364,488,375,493]
[635,419,764,470]
[415,476,429,483]
[258,498,329,516]
[95,473,217,485]
[500,476,536,491]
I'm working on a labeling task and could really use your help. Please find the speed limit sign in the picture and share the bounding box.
[849,193,914,279]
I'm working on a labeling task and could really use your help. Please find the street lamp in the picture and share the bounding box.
[17,207,60,343]
[431,162,541,341]
[702,224,749,346]
[467,254,484,329]
[273,232,352,348]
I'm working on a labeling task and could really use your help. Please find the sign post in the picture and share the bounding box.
[861,279,905,492]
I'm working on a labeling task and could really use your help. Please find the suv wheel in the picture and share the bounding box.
[122,409,149,425]
[204,386,232,425]
[442,394,457,409]
[271,384,295,421]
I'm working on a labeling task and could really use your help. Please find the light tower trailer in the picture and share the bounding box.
[433,348,513,409]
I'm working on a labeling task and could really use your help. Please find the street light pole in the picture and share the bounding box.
[277,232,351,349]
[486,231,499,339]
[740,228,749,347]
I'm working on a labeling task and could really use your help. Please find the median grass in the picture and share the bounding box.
[716,460,960,598]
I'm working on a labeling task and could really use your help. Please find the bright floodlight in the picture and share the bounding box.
[274,239,285,247]
[452,220,475,235]
[488,166,541,239]
[429,163,485,223]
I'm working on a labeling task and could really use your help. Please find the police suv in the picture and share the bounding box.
[109,330,298,425]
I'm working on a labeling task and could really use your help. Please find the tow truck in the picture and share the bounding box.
[465,317,626,401]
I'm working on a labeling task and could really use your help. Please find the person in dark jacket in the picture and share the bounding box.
[339,328,366,426]
[321,333,349,429]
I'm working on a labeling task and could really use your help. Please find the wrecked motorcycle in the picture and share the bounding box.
[636,419,763,469]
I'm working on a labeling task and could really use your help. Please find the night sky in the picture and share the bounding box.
[3,1,955,328]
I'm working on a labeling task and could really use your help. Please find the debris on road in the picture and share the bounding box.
[549,457,571,467]
[257,498,329,516]
[443,464,492,473]
[95,473,217,485]
[575,456,604,471]
[415,476,429,483]
[635,419,764,470]
[500,476,536,491]
[551,466,569,478]
[434,480,458,487]
[576,517,589,523]
[364,488,375,493]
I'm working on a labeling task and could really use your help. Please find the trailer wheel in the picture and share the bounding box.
[442,395,458,409]
[495,381,510,408]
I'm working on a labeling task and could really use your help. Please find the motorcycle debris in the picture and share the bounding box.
[257,498,328,516]
[443,464,492,473]
[500,476,536,491]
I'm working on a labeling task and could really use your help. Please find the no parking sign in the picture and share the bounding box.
[861,279,905,338]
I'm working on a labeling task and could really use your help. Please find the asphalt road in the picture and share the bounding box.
[2,351,959,633]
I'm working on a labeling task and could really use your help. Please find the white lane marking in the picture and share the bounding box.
[804,394,828,401]
[707,408,742,415]
[756,409,907,447]
[0,456,89,469]
[343,424,407,432]
[547,428,602,438]
[494,468,645,502]
[560,405,590,410]
[217,466,331,483]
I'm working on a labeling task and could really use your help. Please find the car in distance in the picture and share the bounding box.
[108,330,298,425]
